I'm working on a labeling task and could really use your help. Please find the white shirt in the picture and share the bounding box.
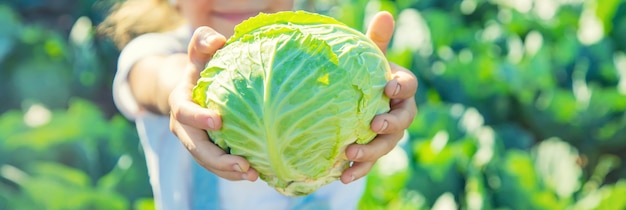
[113,25,195,209]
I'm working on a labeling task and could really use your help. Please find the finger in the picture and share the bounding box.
[345,131,405,162]
[169,117,258,181]
[213,171,250,181]
[211,165,260,181]
[182,128,247,172]
[370,97,417,134]
[170,98,222,131]
[385,63,418,99]
[169,117,203,151]
[340,161,375,184]
[366,11,394,54]
[168,73,223,131]
[173,121,257,180]
[188,26,226,70]
[244,168,259,181]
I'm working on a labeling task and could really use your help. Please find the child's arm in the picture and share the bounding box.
[113,33,192,119]
[128,53,187,115]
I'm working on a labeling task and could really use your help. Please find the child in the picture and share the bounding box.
[100,0,418,209]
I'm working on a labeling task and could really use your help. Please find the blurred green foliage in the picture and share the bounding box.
[0,99,153,209]
[0,0,118,114]
[330,0,626,209]
[1,0,626,209]
[0,0,153,209]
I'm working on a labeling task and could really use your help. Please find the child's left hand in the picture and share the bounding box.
[340,11,418,184]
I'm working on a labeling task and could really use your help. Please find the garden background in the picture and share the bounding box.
[1,0,626,209]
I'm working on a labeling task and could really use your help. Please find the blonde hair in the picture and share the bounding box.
[99,0,184,49]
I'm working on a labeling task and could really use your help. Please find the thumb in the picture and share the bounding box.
[188,26,227,71]
[366,11,395,55]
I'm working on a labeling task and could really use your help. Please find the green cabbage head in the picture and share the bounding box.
[192,10,392,196]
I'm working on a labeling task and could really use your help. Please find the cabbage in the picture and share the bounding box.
[192,11,392,196]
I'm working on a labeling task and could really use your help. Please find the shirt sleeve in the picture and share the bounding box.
[112,33,186,120]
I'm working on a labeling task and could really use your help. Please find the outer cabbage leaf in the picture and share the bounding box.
[192,10,391,196]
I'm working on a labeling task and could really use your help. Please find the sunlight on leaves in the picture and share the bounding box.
[532,138,582,199]
[432,192,457,210]
[578,1,604,45]
[23,103,51,128]
[0,164,29,185]
[30,162,91,188]
[69,17,93,46]
[392,9,432,56]
[614,52,626,95]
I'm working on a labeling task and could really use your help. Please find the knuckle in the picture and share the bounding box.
[211,170,237,181]
[355,162,375,178]
[169,119,175,131]
[170,107,180,120]
[401,113,413,129]
[384,136,397,151]
[388,116,403,133]
[224,177,239,181]
[170,126,178,136]
[169,121,181,137]
[221,173,240,181]
[216,164,231,172]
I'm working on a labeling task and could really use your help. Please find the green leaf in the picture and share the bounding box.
[595,0,621,34]
[387,48,413,69]
[4,99,108,151]
[29,162,91,188]
[361,146,411,207]
[134,198,155,210]
[332,0,370,31]
[97,155,133,191]
[593,180,626,210]
[0,110,28,148]
[228,10,345,44]
[463,168,491,210]
[14,162,130,210]
[490,150,566,210]
[406,103,470,141]
[395,0,420,10]
[493,123,534,151]
[85,191,129,210]
[423,10,461,48]
[536,89,578,123]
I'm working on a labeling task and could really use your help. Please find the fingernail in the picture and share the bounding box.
[241,173,249,180]
[348,175,355,183]
[354,149,363,160]
[233,164,242,172]
[207,118,215,129]
[379,120,388,132]
[200,33,216,46]
[393,81,401,97]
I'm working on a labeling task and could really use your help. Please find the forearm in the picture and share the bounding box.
[128,53,188,115]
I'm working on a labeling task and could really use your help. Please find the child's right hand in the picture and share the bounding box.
[169,27,259,182]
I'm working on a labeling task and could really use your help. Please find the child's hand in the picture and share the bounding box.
[169,27,259,182]
[341,11,418,184]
